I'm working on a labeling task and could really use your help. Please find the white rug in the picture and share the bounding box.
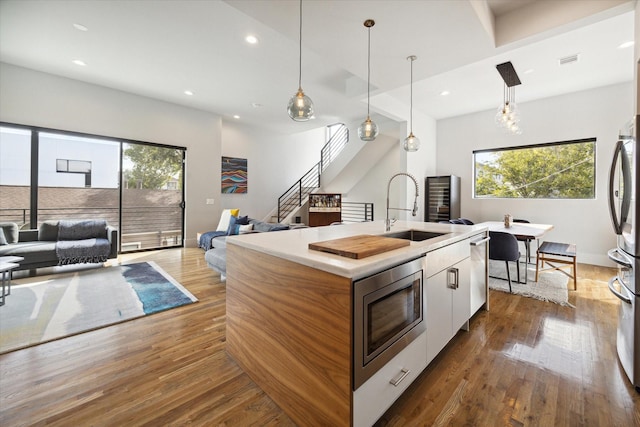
[0,262,198,354]
[488,260,573,307]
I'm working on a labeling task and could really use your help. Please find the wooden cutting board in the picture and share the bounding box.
[308,234,410,259]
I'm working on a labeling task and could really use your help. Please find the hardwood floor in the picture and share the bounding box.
[0,248,638,426]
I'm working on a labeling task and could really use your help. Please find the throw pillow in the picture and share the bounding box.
[0,222,19,244]
[226,215,240,236]
[0,228,7,245]
[38,220,59,241]
[216,209,240,232]
[238,224,254,234]
[237,215,250,225]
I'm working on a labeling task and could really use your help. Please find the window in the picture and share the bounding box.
[0,122,186,253]
[473,138,596,199]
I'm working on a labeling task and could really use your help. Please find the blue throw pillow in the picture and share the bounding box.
[237,215,250,225]
[226,215,240,236]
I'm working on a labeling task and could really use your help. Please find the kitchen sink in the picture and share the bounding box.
[382,230,447,242]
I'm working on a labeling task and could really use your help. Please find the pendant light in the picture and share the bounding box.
[358,19,378,142]
[403,55,420,152]
[287,0,314,121]
[495,61,522,134]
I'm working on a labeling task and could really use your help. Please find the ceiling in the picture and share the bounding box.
[0,0,635,136]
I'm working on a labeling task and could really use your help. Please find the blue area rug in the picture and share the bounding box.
[0,262,197,354]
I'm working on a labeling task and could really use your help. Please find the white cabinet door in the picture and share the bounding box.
[426,267,453,364]
[452,258,471,333]
[425,257,471,364]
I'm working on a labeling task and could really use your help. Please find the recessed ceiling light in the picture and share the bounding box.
[245,35,258,44]
[523,69,534,74]
[72,59,87,66]
[618,41,634,49]
[233,115,240,119]
[184,90,194,96]
[73,23,88,31]
[440,90,450,96]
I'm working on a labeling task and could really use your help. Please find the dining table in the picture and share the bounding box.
[476,221,554,283]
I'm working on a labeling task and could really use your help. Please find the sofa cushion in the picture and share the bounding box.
[38,221,59,241]
[250,219,290,232]
[0,241,57,265]
[205,248,227,275]
[0,222,19,244]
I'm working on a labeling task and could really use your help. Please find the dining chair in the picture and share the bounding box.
[489,231,521,293]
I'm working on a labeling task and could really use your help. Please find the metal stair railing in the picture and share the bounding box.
[277,123,349,223]
[277,163,320,223]
[321,124,349,172]
[341,202,374,223]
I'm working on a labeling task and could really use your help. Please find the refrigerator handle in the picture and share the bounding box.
[608,248,633,268]
[608,276,632,305]
[608,140,624,235]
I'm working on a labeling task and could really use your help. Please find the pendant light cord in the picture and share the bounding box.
[366,25,371,116]
[409,57,414,133]
[297,0,303,90]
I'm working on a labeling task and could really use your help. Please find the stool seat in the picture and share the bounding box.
[535,241,577,290]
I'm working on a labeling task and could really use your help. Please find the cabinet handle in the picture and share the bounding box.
[447,267,459,289]
[389,368,410,387]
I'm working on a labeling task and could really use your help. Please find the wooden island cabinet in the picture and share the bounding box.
[225,221,488,426]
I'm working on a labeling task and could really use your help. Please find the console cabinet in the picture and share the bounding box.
[309,193,341,226]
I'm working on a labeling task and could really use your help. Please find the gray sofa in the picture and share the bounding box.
[0,220,118,271]
[203,218,303,280]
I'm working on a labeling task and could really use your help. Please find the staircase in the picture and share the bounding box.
[276,124,348,223]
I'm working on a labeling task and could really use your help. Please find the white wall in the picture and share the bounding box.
[0,62,221,248]
[437,82,633,266]
[221,120,326,221]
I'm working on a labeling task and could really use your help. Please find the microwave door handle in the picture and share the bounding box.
[608,276,632,305]
[609,140,624,234]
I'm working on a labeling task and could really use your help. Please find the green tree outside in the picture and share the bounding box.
[123,144,183,190]
[475,141,595,198]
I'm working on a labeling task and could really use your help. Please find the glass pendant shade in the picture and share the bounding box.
[404,55,419,152]
[495,82,521,134]
[358,116,378,141]
[287,88,314,121]
[288,0,314,122]
[359,19,377,141]
[403,132,420,152]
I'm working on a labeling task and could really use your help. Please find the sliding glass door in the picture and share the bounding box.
[37,132,120,227]
[121,142,185,252]
[0,126,31,228]
[0,122,186,253]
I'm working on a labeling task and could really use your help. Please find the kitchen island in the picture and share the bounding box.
[225,220,488,426]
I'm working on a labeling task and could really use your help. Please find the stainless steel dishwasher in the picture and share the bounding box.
[470,232,490,313]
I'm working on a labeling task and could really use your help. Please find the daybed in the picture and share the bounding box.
[0,220,118,271]
[200,213,302,280]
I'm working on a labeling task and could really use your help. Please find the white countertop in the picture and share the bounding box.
[226,220,488,280]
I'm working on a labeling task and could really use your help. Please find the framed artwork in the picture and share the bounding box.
[221,156,247,193]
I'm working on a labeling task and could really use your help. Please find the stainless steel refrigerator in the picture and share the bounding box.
[608,114,640,392]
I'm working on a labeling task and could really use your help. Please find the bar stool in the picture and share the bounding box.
[535,241,577,290]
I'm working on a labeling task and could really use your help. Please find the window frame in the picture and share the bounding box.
[472,137,597,200]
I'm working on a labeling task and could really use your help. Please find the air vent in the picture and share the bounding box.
[559,54,579,66]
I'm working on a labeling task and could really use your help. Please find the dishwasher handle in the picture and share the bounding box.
[470,236,490,246]
[608,276,632,305]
